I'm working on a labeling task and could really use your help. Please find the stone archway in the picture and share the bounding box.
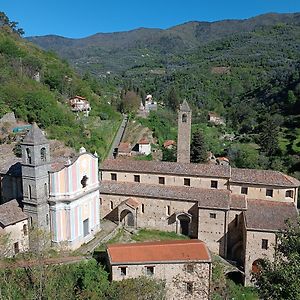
[252,259,264,274]
[120,209,135,227]
[176,213,192,236]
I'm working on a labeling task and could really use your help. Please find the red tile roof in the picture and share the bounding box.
[230,194,247,210]
[125,198,140,209]
[231,168,300,187]
[100,181,231,209]
[138,138,149,145]
[101,159,230,178]
[118,142,131,153]
[163,140,175,148]
[107,240,211,264]
[244,199,298,231]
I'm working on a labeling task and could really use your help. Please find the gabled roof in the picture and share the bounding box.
[179,100,191,112]
[100,181,231,209]
[0,200,28,227]
[101,159,231,178]
[22,123,48,145]
[244,199,298,231]
[231,168,300,187]
[124,198,140,209]
[107,240,211,265]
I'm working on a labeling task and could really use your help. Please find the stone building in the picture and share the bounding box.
[100,101,299,285]
[107,239,211,300]
[0,124,101,251]
[0,200,29,256]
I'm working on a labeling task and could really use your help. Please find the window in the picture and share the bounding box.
[29,217,33,228]
[111,173,117,181]
[186,282,193,294]
[184,178,190,186]
[44,183,48,197]
[241,187,248,195]
[46,214,49,226]
[235,214,239,227]
[166,205,171,216]
[40,147,46,162]
[211,180,218,189]
[28,185,32,200]
[120,267,127,276]
[210,213,216,219]
[81,175,88,188]
[182,113,187,123]
[110,201,114,210]
[26,148,32,164]
[186,264,194,274]
[100,198,102,205]
[285,190,293,198]
[23,224,28,236]
[141,203,145,213]
[134,175,140,183]
[266,189,273,197]
[262,239,268,250]
[159,177,165,185]
[145,266,155,276]
[14,242,19,255]
[83,219,89,237]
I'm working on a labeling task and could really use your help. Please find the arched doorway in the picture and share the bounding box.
[252,259,264,274]
[178,214,191,236]
[120,209,135,227]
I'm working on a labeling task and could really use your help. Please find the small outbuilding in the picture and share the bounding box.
[107,239,211,300]
[138,138,151,156]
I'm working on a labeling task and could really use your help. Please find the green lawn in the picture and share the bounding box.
[132,229,189,242]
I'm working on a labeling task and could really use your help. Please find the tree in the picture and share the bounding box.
[191,130,208,163]
[0,12,24,35]
[259,115,279,156]
[165,87,180,111]
[254,218,300,300]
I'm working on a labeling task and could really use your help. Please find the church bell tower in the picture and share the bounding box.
[177,100,192,164]
[21,123,51,235]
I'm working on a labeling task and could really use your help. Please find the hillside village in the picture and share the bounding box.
[0,10,300,300]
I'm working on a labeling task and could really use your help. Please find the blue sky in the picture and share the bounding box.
[1,0,300,38]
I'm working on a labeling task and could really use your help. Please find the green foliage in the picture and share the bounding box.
[254,218,300,300]
[132,229,189,242]
[190,130,208,163]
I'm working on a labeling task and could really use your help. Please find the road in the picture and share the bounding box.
[107,114,128,159]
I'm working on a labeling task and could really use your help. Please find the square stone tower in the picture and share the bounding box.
[20,123,51,237]
[177,100,192,163]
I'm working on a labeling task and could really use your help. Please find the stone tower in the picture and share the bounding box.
[21,123,51,235]
[177,100,192,163]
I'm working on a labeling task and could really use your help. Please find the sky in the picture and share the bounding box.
[1,0,300,38]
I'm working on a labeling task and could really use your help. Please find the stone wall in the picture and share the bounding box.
[111,262,211,300]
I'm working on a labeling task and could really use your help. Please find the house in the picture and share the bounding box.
[0,200,29,257]
[145,95,157,112]
[107,240,211,300]
[117,142,132,157]
[138,138,151,155]
[163,140,176,149]
[68,96,91,116]
[208,112,225,126]
[216,157,230,166]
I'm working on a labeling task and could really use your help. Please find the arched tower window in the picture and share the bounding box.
[23,224,28,236]
[28,185,32,199]
[182,113,187,123]
[26,148,32,164]
[81,175,88,188]
[41,147,46,162]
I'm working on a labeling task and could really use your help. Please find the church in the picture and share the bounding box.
[99,100,299,285]
[0,123,100,250]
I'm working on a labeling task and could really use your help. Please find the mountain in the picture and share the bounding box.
[27,13,300,74]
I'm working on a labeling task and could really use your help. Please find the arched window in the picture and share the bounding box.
[26,148,32,164]
[23,224,28,236]
[44,183,48,197]
[110,201,114,210]
[28,185,32,199]
[81,175,88,188]
[182,113,187,123]
[41,147,46,162]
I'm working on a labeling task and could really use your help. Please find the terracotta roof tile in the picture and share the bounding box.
[138,138,149,145]
[125,198,140,209]
[107,240,211,264]
[230,194,247,210]
[118,142,131,153]
[100,181,231,209]
[163,140,175,148]
[231,168,300,187]
[0,200,28,227]
[244,199,298,231]
[101,159,230,178]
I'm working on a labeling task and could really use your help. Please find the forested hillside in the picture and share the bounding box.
[0,13,121,159]
[24,13,300,179]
